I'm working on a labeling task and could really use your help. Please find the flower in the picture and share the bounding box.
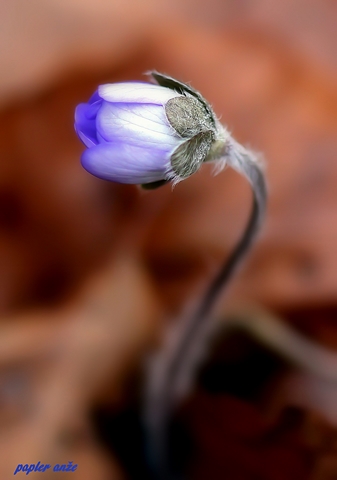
[75,72,228,187]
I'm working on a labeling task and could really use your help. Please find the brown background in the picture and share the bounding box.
[0,0,337,478]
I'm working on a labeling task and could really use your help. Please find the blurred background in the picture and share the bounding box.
[0,0,337,478]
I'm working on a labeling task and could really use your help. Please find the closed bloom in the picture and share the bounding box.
[75,72,229,187]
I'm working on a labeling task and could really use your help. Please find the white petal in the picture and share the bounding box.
[98,82,180,105]
[96,102,178,147]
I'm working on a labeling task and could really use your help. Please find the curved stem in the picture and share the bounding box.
[168,141,266,387]
[144,138,267,479]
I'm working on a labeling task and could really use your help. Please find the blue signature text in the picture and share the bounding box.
[14,461,78,475]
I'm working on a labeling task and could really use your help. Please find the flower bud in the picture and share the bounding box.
[74,72,228,187]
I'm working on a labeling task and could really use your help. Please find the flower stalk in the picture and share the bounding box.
[144,137,267,480]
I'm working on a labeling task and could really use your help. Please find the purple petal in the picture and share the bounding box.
[96,102,179,148]
[88,90,101,105]
[81,141,174,184]
[98,83,179,105]
[74,102,101,147]
[85,100,102,119]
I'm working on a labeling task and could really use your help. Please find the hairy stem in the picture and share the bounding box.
[144,138,267,479]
